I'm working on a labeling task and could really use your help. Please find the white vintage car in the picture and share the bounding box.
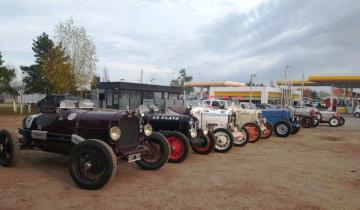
[316,110,345,127]
[200,100,272,144]
[190,102,249,153]
[353,105,360,118]
[290,107,319,128]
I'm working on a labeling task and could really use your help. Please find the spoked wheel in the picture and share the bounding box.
[136,132,170,170]
[233,126,250,147]
[69,139,117,190]
[213,128,234,153]
[355,113,360,118]
[301,117,314,128]
[165,131,190,163]
[261,122,273,139]
[0,129,20,167]
[274,121,292,137]
[244,123,261,143]
[329,117,340,127]
[338,116,345,126]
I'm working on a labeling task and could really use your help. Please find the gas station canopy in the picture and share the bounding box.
[276,75,360,88]
[184,81,245,87]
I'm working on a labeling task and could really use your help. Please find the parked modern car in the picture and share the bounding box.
[0,106,170,190]
[261,108,301,137]
[353,105,360,118]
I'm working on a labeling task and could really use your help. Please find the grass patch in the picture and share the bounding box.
[0,103,38,115]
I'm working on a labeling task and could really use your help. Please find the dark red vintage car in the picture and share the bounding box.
[0,108,170,190]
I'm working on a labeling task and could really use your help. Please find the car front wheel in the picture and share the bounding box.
[164,131,190,163]
[233,126,250,146]
[301,117,314,128]
[354,112,360,118]
[0,129,20,167]
[69,139,117,190]
[329,117,340,127]
[274,121,292,137]
[136,132,170,170]
[190,130,215,155]
[244,122,261,143]
[213,128,234,153]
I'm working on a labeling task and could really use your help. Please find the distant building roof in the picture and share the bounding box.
[97,81,182,93]
[184,81,245,87]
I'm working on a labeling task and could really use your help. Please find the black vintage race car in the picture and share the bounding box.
[140,105,215,163]
[0,107,170,190]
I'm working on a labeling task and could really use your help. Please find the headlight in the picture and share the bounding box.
[144,124,153,137]
[203,128,208,136]
[110,126,121,141]
[190,129,197,138]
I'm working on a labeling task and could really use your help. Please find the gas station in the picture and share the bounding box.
[277,75,360,113]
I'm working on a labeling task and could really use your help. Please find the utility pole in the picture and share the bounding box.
[140,69,143,84]
[301,73,304,108]
[250,73,257,103]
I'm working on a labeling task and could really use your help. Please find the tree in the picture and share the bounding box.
[21,32,54,93]
[170,68,193,94]
[0,52,17,95]
[42,45,76,94]
[310,90,318,99]
[55,18,97,90]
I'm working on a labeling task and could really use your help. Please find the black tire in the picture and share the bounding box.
[163,131,190,163]
[291,126,300,134]
[69,139,117,190]
[354,112,360,118]
[312,118,320,128]
[328,117,340,127]
[233,126,250,147]
[136,132,170,170]
[338,116,345,126]
[213,128,234,153]
[274,121,292,137]
[0,129,20,167]
[191,130,215,155]
[261,122,273,139]
[301,117,314,128]
[244,122,262,143]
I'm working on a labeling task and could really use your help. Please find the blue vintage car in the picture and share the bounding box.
[260,108,301,137]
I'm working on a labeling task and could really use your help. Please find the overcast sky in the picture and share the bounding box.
[1,0,359,86]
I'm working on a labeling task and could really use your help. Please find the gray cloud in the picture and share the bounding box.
[0,0,359,87]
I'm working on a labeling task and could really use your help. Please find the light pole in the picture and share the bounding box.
[250,73,257,103]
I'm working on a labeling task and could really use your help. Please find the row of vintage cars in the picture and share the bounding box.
[0,99,345,190]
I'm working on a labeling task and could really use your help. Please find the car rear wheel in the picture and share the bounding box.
[191,131,215,155]
[0,129,20,167]
[244,123,261,143]
[136,132,170,170]
[354,112,360,118]
[261,122,273,139]
[301,117,314,128]
[164,131,190,163]
[233,126,250,146]
[69,139,117,190]
[274,121,292,137]
[329,117,340,127]
[338,116,345,126]
[213,128,234,153]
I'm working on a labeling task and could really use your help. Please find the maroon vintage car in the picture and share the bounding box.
[0,108,170,190]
